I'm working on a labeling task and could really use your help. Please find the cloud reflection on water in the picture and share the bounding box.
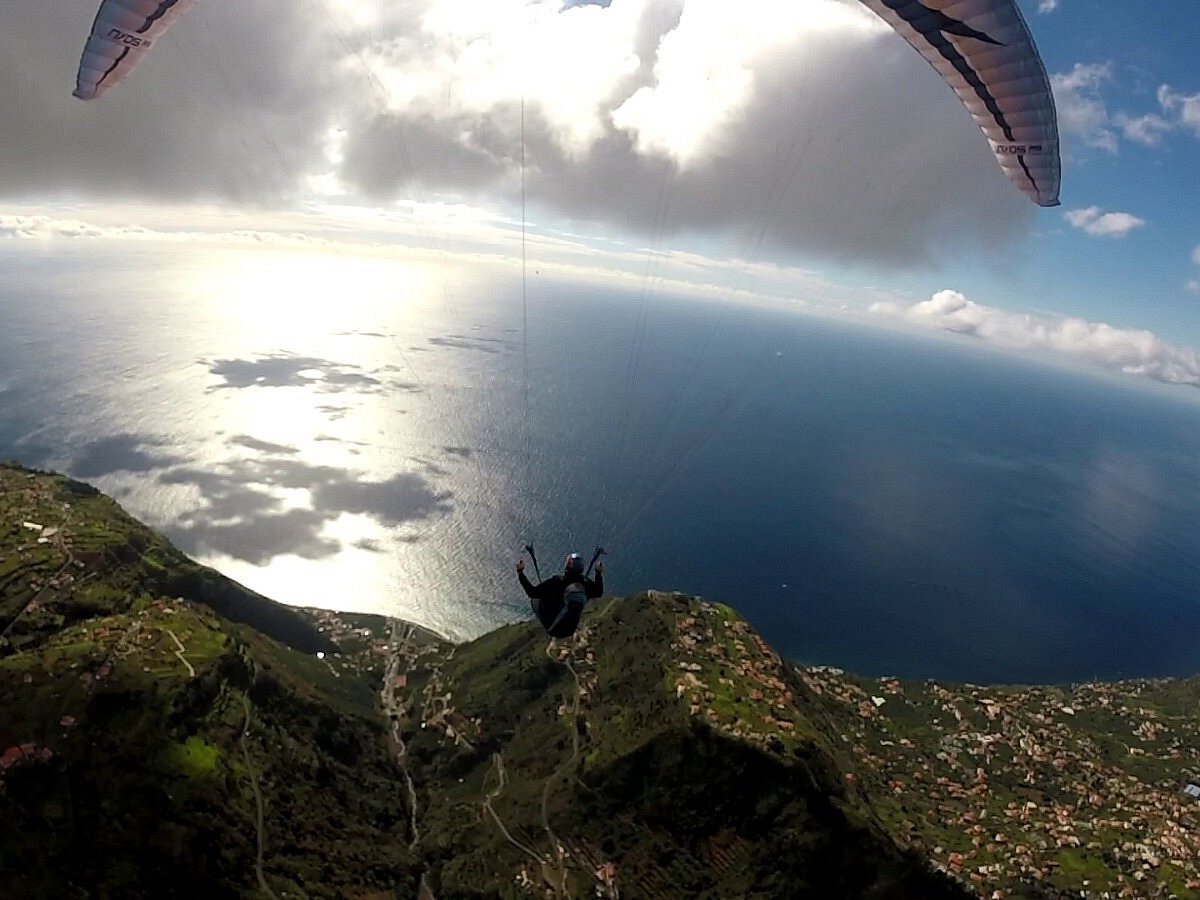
[72,434,185,479]
[427,334,519,354]
[203,352,420,395]
[230,435,299,455]
[67,429,454,567]
[164,446,452,564]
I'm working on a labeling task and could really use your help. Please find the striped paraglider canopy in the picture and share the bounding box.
[73,0,195,101]
[860,0,1061,206]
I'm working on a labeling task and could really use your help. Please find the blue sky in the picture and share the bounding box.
[1,0,1198,380]
[937,3,1200,339]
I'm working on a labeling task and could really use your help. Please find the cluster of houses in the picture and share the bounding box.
[800,667,1200,898]
[0,742,54,775]
[660,594,803,747]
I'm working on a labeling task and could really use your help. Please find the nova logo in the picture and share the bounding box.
[106,29,151,48]
[997,144,1045,155]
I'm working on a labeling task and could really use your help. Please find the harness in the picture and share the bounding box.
[546,580,588,634]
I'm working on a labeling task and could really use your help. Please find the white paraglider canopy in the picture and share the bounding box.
[73,0,195,101]
[859,0,1061,206]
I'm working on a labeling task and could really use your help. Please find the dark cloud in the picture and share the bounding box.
[341,113,511,199]
[328,1,1030,267]
[0,1,344,204]
[1,0,1032,267]
[570,53,1017,267]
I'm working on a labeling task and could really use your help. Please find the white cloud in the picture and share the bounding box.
[1187,279,1200,295]
[1064,207,1146,239]
[1051,63,1118,153]
[0,0,1034,269]
[872,289,1200,387]
[1051,65,1200,154]
[1115,84,1200,146]
[1038,0,1060,11]
[1114,111,1172,147]
[366,0,648,158]
[1158,85,1200,138]
[609,0,872,166]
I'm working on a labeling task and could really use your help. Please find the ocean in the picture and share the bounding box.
[3,240,1200,684]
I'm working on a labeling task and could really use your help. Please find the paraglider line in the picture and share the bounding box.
[584,546,605,578]
[617,86,823,526]
[609,159,676,529]
[611,348,780,548]
[522,92,530,419]
[524,543,542,582]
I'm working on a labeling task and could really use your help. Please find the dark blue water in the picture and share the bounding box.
[3,243,1200,683]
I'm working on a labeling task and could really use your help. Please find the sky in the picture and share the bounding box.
[1,0,1199,389]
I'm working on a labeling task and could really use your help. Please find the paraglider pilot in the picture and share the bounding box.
[518,552,604,638]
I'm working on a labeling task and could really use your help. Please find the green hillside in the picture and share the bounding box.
[3,462,1199,898]
[386,593,963,898]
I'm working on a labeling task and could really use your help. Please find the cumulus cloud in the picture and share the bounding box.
[870,289,1200,387]
[1113,111,1173,147]
[1052,63,1119,153]
[1038,0,1060,11]
[1122,85,1200,144]
[0,0,1035,268]
[1064,207,1146,239]
[1158,85,1200,138]
[1051,64,1200,153]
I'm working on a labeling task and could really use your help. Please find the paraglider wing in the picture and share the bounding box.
[73,0,195,101]
[860,0,1061,207]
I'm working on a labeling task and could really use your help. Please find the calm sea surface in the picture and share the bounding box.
[3,242,1200,683]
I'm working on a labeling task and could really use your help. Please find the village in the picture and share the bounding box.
[800,666,1200,898]
[664,592,809,750]
[637,587,1200,899]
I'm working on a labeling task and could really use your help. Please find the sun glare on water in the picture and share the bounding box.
[94,242,514,636]
[192,246,447,341]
